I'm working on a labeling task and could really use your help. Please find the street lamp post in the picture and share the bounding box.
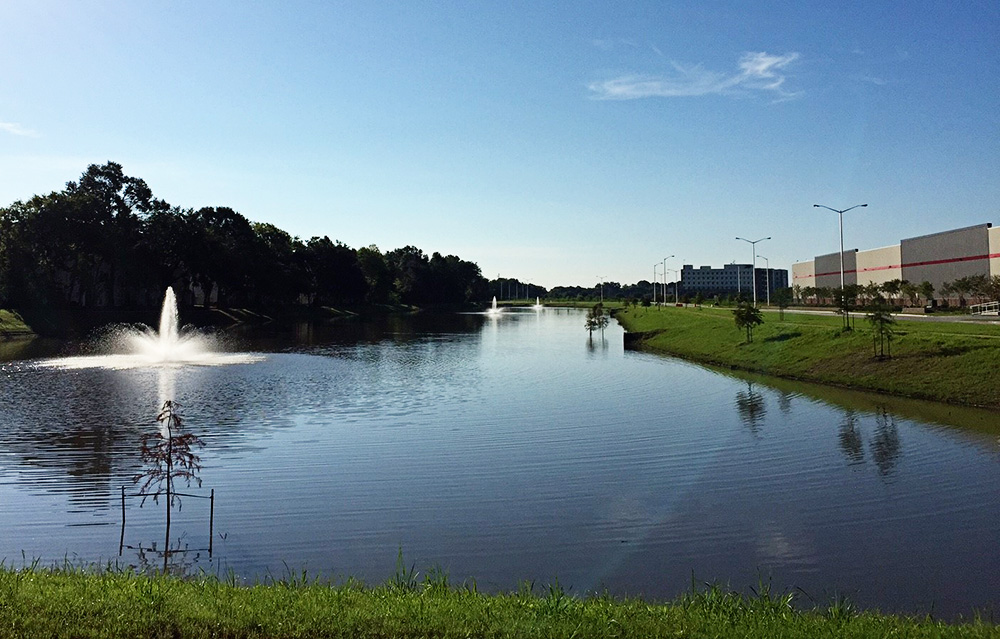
[667,268,680,304]
[597,275,607,304]
[652,264,659,306]
[661,255,674,307]
[813,203,868,295]
[757,255,770,306]
[736,236,771,306]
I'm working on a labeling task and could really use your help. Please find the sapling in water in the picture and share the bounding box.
[133,400,204,571]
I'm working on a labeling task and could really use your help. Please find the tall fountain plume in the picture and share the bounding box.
[128,286,209,364]
[37,286,263,370]
[158,286,180,349]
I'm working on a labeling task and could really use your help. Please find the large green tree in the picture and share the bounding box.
[0,162,496,313]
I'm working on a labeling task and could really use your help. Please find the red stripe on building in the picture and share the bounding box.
[793,252,1000,280]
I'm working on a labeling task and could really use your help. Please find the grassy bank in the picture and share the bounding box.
[0,309,33,339]
[616,306,1000,407]
[534,299,626,309]
[1,567,997,638]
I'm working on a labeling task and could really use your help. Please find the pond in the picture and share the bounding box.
[1,307,999,618]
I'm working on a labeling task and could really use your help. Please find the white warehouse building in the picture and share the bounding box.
[792,223,1000,301]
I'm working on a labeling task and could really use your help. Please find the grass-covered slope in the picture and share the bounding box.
[0,309,32,339]
[1,567,998,638]
[616,306,1000,408]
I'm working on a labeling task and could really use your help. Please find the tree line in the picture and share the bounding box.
[794,275,1000,309]
[0,162,492,310]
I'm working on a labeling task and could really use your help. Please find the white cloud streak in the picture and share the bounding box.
[0,121,38,137]
[589,52,801,100]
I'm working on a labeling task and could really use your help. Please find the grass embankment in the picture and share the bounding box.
[534,299,626,309]
[0,309,32,339]
[2,567,998,639]
[617,306,1000,408]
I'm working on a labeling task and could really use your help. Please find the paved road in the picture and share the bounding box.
[766,306,1000,324]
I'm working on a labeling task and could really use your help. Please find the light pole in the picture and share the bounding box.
[661,255,674,307]
[667,268,680,304]
[652,264,659,306]
[597,275,607,303]
[757,255,770,306]
[813,203,867,296]
[736,236,770,306]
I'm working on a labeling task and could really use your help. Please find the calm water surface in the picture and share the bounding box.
[1,308,999,617]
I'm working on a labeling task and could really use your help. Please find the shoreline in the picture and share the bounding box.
[615,305,1000,409]
[2,566,995,637]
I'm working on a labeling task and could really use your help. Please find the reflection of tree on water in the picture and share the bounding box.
[838,411,865,465]
[0,371,151,507]
[124,401,213,572]
[127,537,208,577]
[586,333,609,354]
[776,389,793,415]
[735,381,767,434]
[871,408,901,476]
[835,406,901,476]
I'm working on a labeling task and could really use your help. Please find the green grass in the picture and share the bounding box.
[536,299,626,309]
[617,306,1000,408]
[0,309,32,338]
[1,565,997,638]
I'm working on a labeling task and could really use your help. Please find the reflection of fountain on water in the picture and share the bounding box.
[37,287,264,370]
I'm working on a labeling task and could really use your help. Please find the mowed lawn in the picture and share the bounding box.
[616,306,1000,408]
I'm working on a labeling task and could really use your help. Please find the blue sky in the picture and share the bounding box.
[2,1,998,289]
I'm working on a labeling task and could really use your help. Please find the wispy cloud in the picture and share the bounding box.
[591,38,640,52]
[0,121,38,137]
[588,51,801,100]
[854,74,888,86]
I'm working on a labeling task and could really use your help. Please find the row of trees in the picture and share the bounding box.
[795,275,1000,309]
[734,293,895,358]
[0,162,491,309]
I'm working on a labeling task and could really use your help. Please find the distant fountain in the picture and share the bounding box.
[38,287,263,370]
[533,297,543,310]
[125,287,211,364]
[486,296,502,315]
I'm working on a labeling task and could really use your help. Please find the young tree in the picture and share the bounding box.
[967,274,990,304]
[773,287,793,320]
[939,281,954,306]
[988,276,1000,302]
[133,401,204,572]
[919,281,935,306]
[833,287,854,330]
[585,303,609,337]
[881,279,903,305]
[866,300,896,358]
[732,302,763,343]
